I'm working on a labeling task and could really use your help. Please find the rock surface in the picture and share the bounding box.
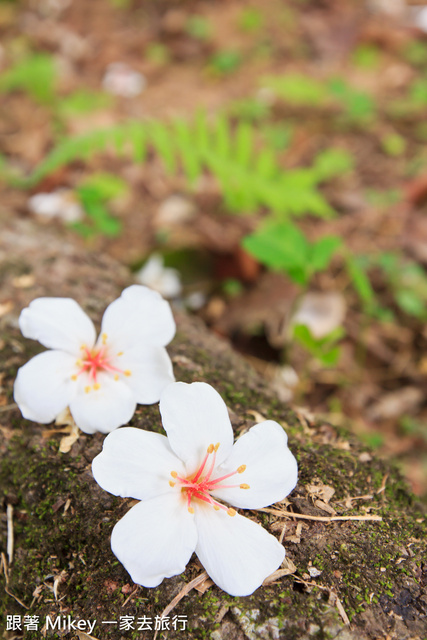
[0,218,426,640]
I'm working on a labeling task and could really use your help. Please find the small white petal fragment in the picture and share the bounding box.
[135,254,182,299]
[291,291,346,340]
[102,62,146,98]
[28,190,84,223]
[195,507,285,597]
[308,566,322,578]
[111,494,198,588]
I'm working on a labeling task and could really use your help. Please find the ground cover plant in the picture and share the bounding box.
[0,0,426,494]
[0,2,427,636]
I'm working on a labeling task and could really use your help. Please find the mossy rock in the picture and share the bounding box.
[0,219,426,640]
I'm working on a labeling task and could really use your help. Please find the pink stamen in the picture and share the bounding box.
[191,448,211,483]
[171,444,248,515]
[75,344,127,383]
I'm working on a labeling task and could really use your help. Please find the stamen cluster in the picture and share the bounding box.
[170,443,249,515]
[72,334,131,393]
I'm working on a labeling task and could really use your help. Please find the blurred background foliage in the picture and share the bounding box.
[1,0,427,495]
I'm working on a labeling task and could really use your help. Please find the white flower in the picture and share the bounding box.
[291,291,346,339]
[14,285,175,434]
[135,254,182,299]
[28,190,84,223]
[92,382,298,596]
[102,63,146,98]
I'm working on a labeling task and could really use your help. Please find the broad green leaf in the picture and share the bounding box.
[310,236,341,272]
[242,222,309,272]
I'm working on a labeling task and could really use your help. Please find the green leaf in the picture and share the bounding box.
[173,118,202,184]
[292,324,318,350]
[208,50,242,75]
[312,148,353,181]
[57,90,112,118]
[319,346,341,366]
[242,221,309,273]
[262,73,328,106]
[395,289,426,318]
[79,173,127,200]
[346,254,375,310]
[234,121,254,169]
[0,54,56,104]
[310,235,341,272]
[149,121,176,173]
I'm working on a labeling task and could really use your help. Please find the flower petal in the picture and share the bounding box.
[14,350,78,423]
[111,494,198,588]
[69,373,136,434]
[92,427,185,500]
[195,507,285,596]
[100,285,175,350]
[19,298,96,354]
[160,382,234,474]
[212,421,298,509]
[111,346,174,404]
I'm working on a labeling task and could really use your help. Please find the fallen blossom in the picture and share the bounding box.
[28,190,84,223]
[14,285,175,434]
[411,7,427,33]
[92,381,298,596]
[102,63,146,98]
[135,254,182,299]
[291,292,346,340]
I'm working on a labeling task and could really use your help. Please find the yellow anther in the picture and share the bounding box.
[80,344,86,350]
[71,374,77,381]
[124,370,131,377]
[171,471,178,478]
[214,505,220,511]
[114,374,119,381]
[169,481,176,487]
[117,351,123,356]
[240,483,250,490]
[93,383,101,391]
[188,506,195,514]
[84,386,91,394]
[237,465,246,474]
[227,508,236,517]
[76,359,82,366]
[214,442,220,452]
[102,333,108,344]
[207,444,214,454]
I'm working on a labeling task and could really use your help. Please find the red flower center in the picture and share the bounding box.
[170,443,249,516]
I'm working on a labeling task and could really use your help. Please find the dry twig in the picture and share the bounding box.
[7,504,14,564]
[294,577,350,625]
[153,571,209,640]
[260,507,382,523]
[1,551,9,584]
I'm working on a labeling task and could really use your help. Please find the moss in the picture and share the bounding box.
[0,321,426,640]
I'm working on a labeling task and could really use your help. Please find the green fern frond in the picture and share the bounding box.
[0,54,56,104]
[18,112,350,220]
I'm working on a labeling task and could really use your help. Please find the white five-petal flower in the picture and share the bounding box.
[14,285,175,434]
[92,382,298,596]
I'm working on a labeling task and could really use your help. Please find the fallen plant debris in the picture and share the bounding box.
[1,1,427,638]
